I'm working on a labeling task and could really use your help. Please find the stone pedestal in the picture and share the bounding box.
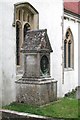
[16,78,57,106]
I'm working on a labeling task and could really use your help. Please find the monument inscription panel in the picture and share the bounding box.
[26,55,37,77]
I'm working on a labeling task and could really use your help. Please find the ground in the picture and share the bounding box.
[2,90,80,119]
[3,98,79,118]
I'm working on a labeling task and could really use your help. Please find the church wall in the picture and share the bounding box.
[2,0,79,104]
[78,23,80,87]
[34,0,63,97]
[63,16,78,96]
[0,4,2,107]
[1,2,16,105]
[78,22,80,99]
[1,0,63,105]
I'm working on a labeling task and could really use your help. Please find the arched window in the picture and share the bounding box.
[14,2,39,66]
[16,21,21,65]
[24,23,31,40]
[64,28,74,69]
[68,40,71,68]
[64,39,67,68]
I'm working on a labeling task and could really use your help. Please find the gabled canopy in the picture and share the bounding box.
[21,29,53,53]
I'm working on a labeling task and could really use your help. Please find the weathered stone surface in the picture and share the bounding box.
[76,86,80,99]
[16,78,57,106]
[16,29,57,106]
[21,29,53,53]
[25,54,39,77]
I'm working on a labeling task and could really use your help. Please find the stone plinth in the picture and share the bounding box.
[16,78,57,106]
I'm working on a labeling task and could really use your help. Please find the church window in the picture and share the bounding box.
[68,40,71,67]
[16,21,21,65]
[16,22,20,65]
[14,2,39,67]
[64,28,74,69]
[64,40,67,68]
[24,23,31,40]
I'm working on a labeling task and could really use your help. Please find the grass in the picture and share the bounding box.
[3,98,79,119]
[78,100,80,118]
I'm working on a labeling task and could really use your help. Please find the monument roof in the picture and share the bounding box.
[21,29,53,53]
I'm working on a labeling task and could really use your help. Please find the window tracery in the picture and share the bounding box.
[64,28,74,69]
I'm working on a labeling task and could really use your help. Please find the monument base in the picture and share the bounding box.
[16,78,57,106]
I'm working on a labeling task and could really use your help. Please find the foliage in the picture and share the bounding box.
[64,89,76,98]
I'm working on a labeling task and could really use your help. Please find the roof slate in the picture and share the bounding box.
[64,2,80,15]
[21,29,53,53]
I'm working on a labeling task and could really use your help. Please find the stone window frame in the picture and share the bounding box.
[13,2,39,67]
[64,28,74,70]
[13,2,39,28]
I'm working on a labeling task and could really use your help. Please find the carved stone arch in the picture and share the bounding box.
[65,27,74,41]
[23,22,31,40]
[66,28,74,54]
[23,21,31,27]
[16,20,22,28]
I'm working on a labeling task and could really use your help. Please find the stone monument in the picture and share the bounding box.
[16,29,57,105]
